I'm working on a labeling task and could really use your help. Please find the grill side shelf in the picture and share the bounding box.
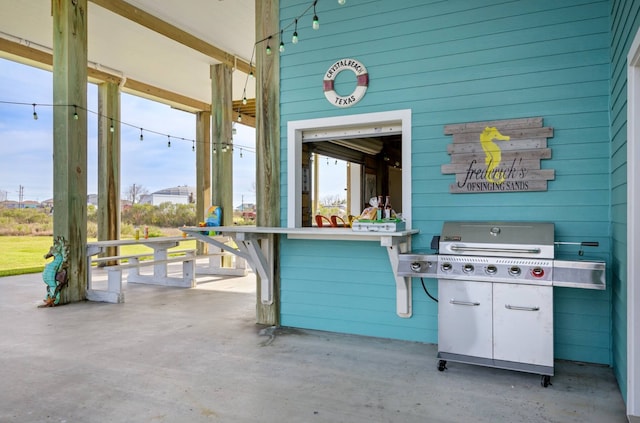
[552,260,606,290]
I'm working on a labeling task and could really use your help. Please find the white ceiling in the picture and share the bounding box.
[0,0,256,105]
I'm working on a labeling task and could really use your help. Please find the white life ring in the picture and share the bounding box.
[323,58,368,108]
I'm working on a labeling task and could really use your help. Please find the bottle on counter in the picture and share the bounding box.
[376,195,383,220]
[134,226,140,241]
[384,196,391,219]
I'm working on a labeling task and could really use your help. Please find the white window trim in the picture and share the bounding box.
[627,27,640,420]
[287,109,412,229]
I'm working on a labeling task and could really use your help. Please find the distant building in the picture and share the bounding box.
[0,200,40,209]
[87,194,98,206]
[139,185,196,206]
[42,198,54,209]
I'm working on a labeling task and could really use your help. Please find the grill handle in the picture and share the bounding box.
[449,245,541,254]
[450,300,480,306]
[505,304,540,312]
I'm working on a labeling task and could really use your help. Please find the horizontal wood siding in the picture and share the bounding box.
[609,0,640,401]
[279,0,612,361]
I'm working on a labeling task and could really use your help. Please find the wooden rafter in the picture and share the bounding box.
[0,37,257,127]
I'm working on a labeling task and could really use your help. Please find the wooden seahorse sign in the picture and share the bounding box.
[442,117,555,193]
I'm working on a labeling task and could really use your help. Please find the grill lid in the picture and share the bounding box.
[439,221,555,259]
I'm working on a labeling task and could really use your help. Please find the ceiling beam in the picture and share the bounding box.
[89,0,253,75]
[123,79,210,113]
[0,36,216,114]
[0,36,121,84]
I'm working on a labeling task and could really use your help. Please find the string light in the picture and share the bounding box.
[110,118,115,133]
[279,30,285,53]
[266,36,272,55]
[167,135,171,147]
[32,103,38,120]
[139,128,144,141]
[312,0,319,30]
[292,19,299,44]
[192,140,195,152]
[73,105,79,120]
[338,0,346,4]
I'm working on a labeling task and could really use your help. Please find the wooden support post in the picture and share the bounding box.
[52,0,88,303]
[97,82,121,264]
[210,64,233,225]
[255,0,280,325]
[196,110,211,255]
[211,64,233,267]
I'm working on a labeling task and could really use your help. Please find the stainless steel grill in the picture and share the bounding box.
[397,221,606,387]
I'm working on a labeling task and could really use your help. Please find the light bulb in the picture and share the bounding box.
[292,31,298,44]
[312,15,319,30]
[242,97,247,105]
[279,41,285,53]
[32,104,38,120]
[338,0,346,4]
[73,106,79,120]
[139,128,144,141]
[266,44,271,55]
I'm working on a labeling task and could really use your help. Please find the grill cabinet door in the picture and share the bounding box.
[492,283,553,366]
[438,280,493,359]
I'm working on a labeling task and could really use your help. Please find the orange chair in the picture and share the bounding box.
[330,215,348,227]
[315,215,333,227]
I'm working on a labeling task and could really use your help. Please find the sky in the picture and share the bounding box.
[0,57,346,208]
[0,57,258,207]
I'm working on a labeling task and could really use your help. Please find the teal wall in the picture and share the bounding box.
[278,0,613,364]
[610,0,640,403]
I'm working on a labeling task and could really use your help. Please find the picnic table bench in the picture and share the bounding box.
[86,236,196,303]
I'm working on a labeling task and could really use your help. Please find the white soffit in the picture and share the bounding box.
[0,0,256,103]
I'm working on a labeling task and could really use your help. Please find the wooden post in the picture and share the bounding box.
[210,64,233,226]
[52,0,88,303]
[97,82,121,263]
[196,110,211,255]
[255,0,280,325]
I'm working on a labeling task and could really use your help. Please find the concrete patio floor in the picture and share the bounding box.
[0,262,627,423]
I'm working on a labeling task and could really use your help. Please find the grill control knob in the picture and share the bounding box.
[463,264,474,273]
[508,266,522,276]
[486,265,498,275]
[410,262,422,272]
[441,262,452,272]
[531,267,545,278]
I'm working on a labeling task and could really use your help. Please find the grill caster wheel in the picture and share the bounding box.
[437,360,447,372]
[540,375,551,387]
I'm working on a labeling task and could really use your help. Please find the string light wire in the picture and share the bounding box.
[0,100,256,155]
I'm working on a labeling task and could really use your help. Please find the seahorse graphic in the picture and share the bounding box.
[480,126,510,184]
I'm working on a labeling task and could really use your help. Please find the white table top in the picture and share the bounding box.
[181,226,419,241]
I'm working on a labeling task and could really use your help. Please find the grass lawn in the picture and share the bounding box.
[0,236,197,277]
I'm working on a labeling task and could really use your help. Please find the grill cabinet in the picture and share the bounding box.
[397,221,606,386]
